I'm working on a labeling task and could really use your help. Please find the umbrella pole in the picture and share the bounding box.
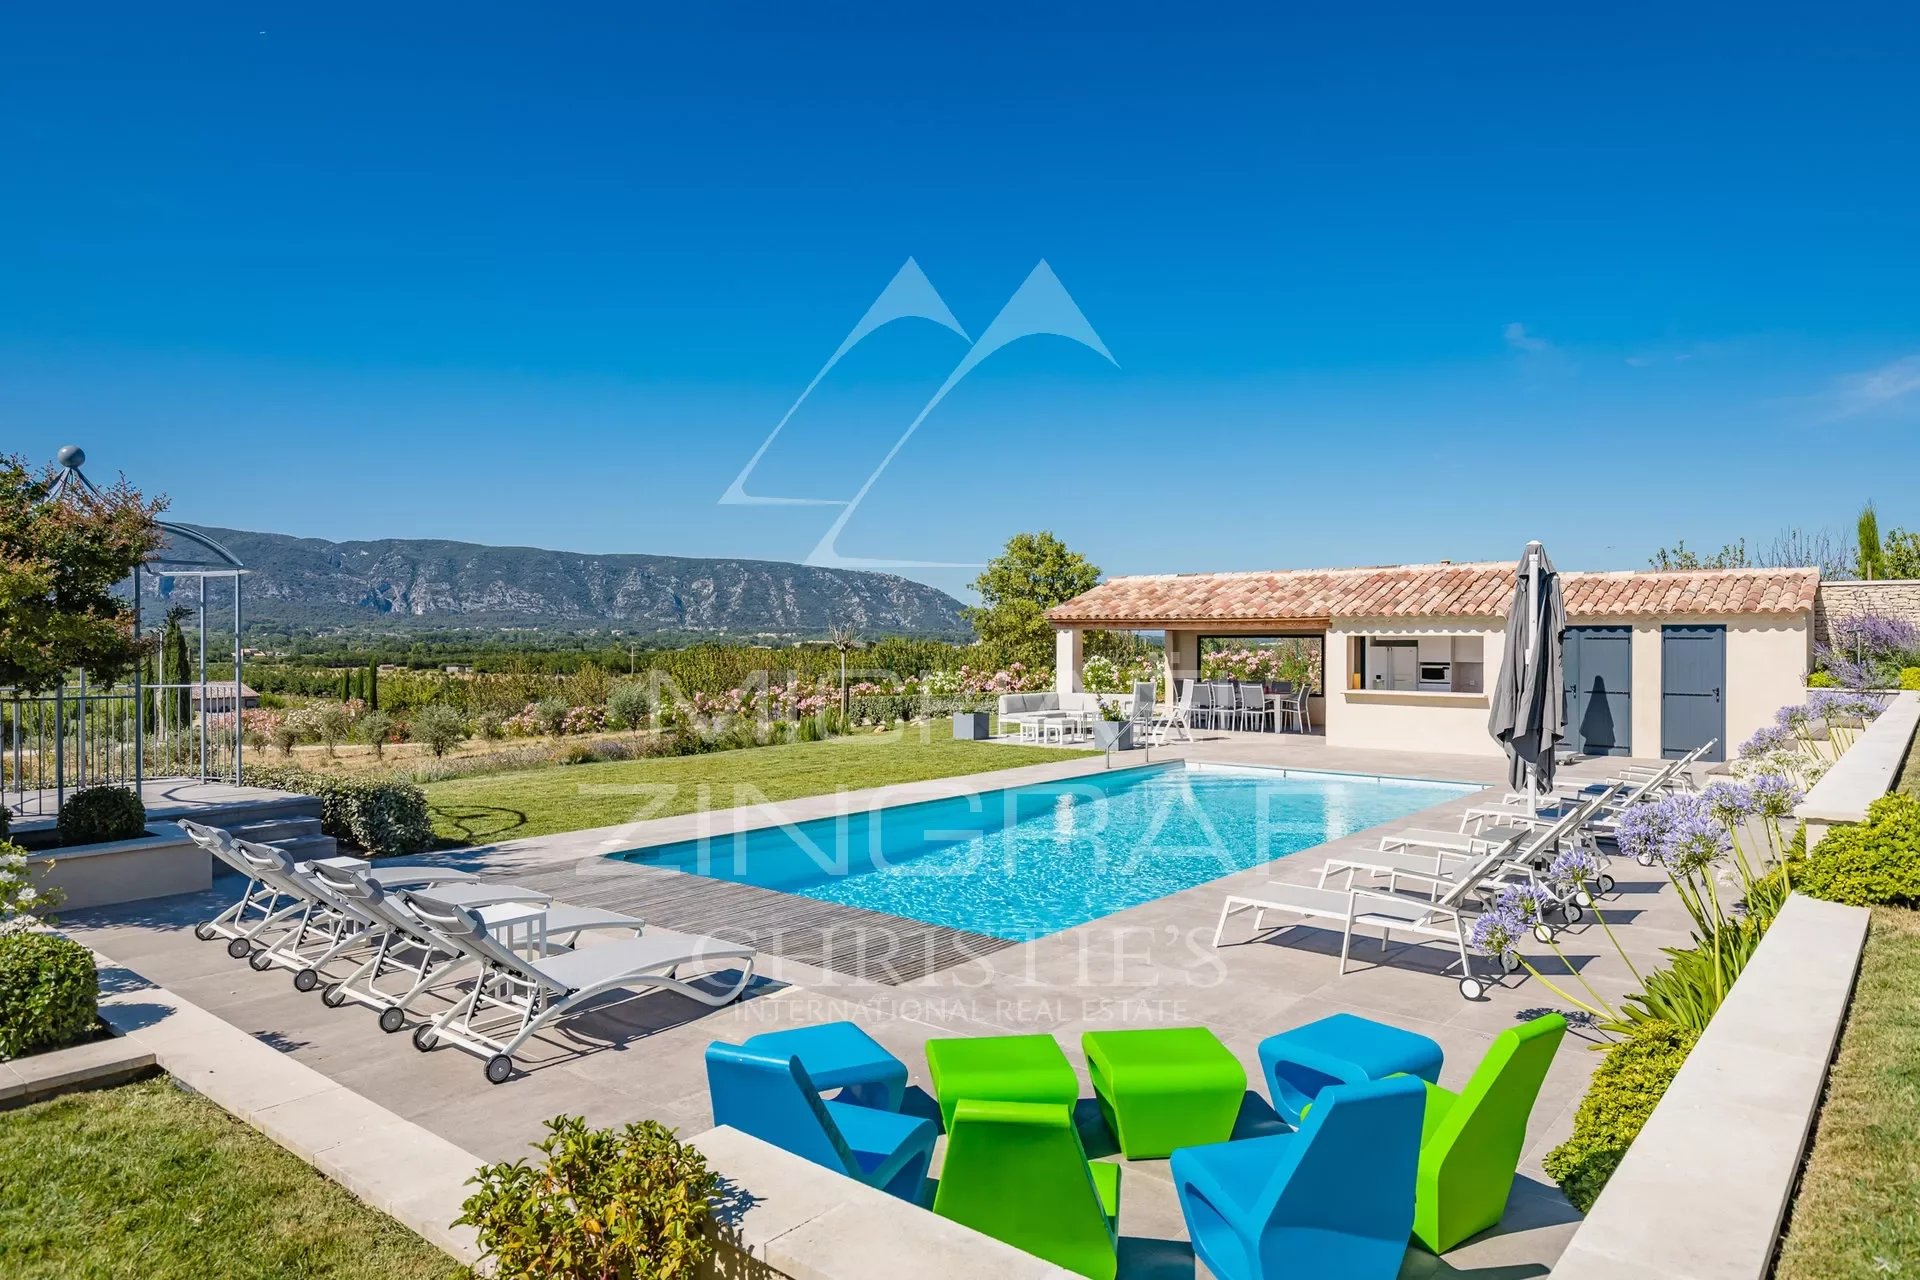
[1526,543,1541,814]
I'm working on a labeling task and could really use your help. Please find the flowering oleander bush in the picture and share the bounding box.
[1199,640,1320,691]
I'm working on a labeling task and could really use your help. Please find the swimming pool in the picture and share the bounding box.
[617,763,1480,941]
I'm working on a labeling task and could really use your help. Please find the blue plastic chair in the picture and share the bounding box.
[705,1042,937,1203]
[1170,1074,1426,1280]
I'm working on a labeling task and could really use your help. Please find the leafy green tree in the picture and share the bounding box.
[159,606,193,727]
[0,453,164,691]
[1883,528,1920,580]
[411,703,468,757]
[314,703,351,757]
[354,709,395,758]
[968,532,1102,670]
[1858,503,1885,580]
[1648,539,1749,571]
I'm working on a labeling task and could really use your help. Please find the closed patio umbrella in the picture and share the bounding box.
[1488,540,1566,807]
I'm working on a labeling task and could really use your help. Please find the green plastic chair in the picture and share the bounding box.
[1412,1013,1567,1254]
[932,1098,1121,1280]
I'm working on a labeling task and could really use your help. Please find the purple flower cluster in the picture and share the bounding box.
[1774,703,1812,731]
[1701,780,1754,827]
[1468,902,1525,960]
[1748,772,1802,820]
[1548,843,1604,885]
[1614,800,1674,863]
[1495,882,1549,925]
[1812,647,1879,691]
[1740,724,1793,757]
[1659,800,1732,874]
[1828,611,1920,659]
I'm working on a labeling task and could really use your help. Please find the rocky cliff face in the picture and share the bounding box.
[162,526,971,637]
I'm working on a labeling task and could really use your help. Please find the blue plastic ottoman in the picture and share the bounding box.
[742,1021,909,1112]
[1258,1012,1444,1125]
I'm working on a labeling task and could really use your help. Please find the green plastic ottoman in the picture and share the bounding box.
[924,1034,1079,1130]
[1083,1026,1247,1159]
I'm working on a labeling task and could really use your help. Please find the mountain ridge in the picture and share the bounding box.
[159,525,973,639]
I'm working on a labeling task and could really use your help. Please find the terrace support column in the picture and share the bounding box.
[1055,626,1084,694]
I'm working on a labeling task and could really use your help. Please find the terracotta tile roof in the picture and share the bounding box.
[1046,562,1820,626]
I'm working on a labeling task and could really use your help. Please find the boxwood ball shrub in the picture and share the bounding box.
[458,1114,719,1280]
[1543,1019,1699,1212]
[0,932,98,1060]
[56,784,147,847]
[1793,793,1920,907]
[241,764,434,857]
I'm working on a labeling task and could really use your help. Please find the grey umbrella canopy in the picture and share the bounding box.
[1488,541,1567,798]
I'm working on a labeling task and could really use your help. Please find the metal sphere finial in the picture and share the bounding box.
[57,444,86,470]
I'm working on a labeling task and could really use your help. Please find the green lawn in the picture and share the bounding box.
[1899,733,1920,797]
[425,720,1093,845]
[1774,906,1920,1279]
[0,1080,457,1279]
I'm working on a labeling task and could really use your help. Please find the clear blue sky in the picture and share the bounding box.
[4,3,1918,600]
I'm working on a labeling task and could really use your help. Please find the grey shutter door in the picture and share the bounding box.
[1660,625,1726,761]
[1565,626,1633,757]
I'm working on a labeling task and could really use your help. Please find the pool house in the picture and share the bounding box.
[1047,561,1820,761]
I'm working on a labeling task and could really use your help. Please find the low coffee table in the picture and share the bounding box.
[1083,1026,1247,1159]
[1258,1012,1444,1125]
[924,1033,1078,1130]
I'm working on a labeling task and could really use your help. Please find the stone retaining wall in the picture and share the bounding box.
[1814,579,1920,646]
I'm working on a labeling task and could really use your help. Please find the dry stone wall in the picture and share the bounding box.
[1814,580,1920,646]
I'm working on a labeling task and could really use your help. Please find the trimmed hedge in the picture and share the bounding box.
[1543,1020,1698,1212]
[1793,793,1920,907]
[241,764,435,857]
[0,932,98,1060]
[57,785,147,847]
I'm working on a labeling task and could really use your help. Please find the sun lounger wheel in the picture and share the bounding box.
[378,1007,407,1034]
[1459,977,1486,999]
[1634,851,1655,867]
[248,949,276,971]
[227,938,253,959]
[485,1054,514,1085]
[1500,951,1522,973]
[1597,873,1616,894]
[1562,903,1584,924]
[194,922,218,941]
[292,968,320,992]
[321,983,349,1009]
[1531,923,1554,945]
[411,1024,439,1052]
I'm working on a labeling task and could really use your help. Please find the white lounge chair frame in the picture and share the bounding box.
[401,888,758,1083]
[1213,839,1520,999]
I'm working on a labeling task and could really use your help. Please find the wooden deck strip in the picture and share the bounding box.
[505,856,1015,985]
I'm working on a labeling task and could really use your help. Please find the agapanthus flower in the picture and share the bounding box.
[1468,903,1525,960]
[1614,800,1674,863]
[1748,772,1803,820]
[1740,724,1793,757]
[1701,780,1754,828]
[1548,844,1604,885]
[1774,703,1812,731]
[1495,882,1550,926]
[1658,802,1731,875]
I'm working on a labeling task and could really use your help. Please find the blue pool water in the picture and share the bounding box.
[618,763,1478,941]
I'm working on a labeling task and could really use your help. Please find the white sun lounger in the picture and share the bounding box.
[1322,788,1619,930]
[307,860,651,1032]
[1213,839,1517,999]
[178,818,300,948]
[401,887,758,1083]
[220,838,475,979]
